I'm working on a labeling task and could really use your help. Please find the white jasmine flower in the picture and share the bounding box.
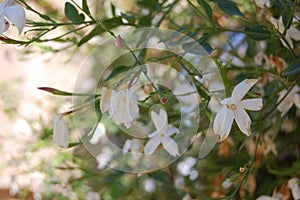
[269,16,300,49]
[86,191,100,200]
[100,87,139,128]
[144,108,179,156]
[256,196,280,200]
[123,138,141,154]
[0,0,26,35]
[143,178,156,193]
[53,114,69,148]
[277,85,300,115]
[89,123,106,145]
[255,0,271,8]
[213,79,263,141]
[288,178,300,200]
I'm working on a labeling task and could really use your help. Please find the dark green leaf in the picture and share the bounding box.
[245,25,271,41]
[121,13,135,25]
[282,6,292,31]
[78,17,123,46]
[138,15,152,27]
[197,0,213,20]
[94,98,102,122]
[82,0,91,15]
[282,58,300,76]
[104,66,130,82]
[111,3,116,17]
[38,87,73,96]
[212,0,244,17]
[64,2,85,23]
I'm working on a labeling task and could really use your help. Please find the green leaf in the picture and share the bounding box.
[281,58,300,77]
[245,25,271,41]
[212,0,244,17]
[282,6,292,31]
[121,13,135,25]
[82,0,91,15]
[197,0,213,20]
[64,2,85,23]
[104,66,130,82]
[38,87,73,96]
[78,17,123,46]
[94,98,102,122]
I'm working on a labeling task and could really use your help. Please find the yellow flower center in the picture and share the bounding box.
[226,104,237,111]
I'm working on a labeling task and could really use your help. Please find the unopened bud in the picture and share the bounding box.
[115,34,123,48]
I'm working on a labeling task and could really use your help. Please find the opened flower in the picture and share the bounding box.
[269,16,300,49]
[277,85,300,115]
[100,86,139,128]
[53,113,69,148]
[213,79,263,141]
[0,0,26,35]
[144,108,179,156]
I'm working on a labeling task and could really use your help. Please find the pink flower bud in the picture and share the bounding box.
[161,98,168,104]
[115,35,123,48]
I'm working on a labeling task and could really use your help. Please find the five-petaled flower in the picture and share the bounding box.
[53,113,69,148]
[144,108,179,156]
[213,79,263,142]
[277,85,300,116]
[100,86,139,128]
[0,0,26,35]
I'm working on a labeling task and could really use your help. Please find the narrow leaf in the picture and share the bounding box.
[282,58,300,77]
[245,25,271,41]
[104,66,130,82]
[212,0,244,17]
[78,17,123,46]
[282,6,292,31]
[197,0,213,20]
[82,0,91,15]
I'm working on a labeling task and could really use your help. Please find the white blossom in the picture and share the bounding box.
[53,114,69,148]
[288,178,300,200]
[269,16,300,49]
[89,123,106,145]
[144,108,179,156]
[277,85,300,115]
[86,191,100,200]
[213,79,263,141]
[100,86,139,128]
[0,0,25,35]
[255,0,271,8]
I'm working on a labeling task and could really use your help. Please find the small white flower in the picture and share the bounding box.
[255,0,271,8]
[144,108,179,156]
[277,85,300,115]
[213,79,263,141]
[0,0,26,35]
[269,16,300,49]
[123,138,141,154]
[256,196,280,200]
[143,178,156,193]
[53,114,69,148]
[100,86,139,128]
[222,178,232,189]
[89,123,106,145]
[288,178,300,200]
[86,191,100,200]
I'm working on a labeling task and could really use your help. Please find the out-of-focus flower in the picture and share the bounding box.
[277,85,300,115]
[255,0,271,8]
[256,195,280,200]
[143,178,156,193]
[115,34,123,48]
[100,86,139,128]
[86,191,101,200]
[213,79,263,141]
[89,123,106,145]
[123,138,141,154]
[222,178,232,189]
[53,114,69,148]
[177,157,197,179]
[288,178,300,200]
[173,84,198,113]
[0,0,26,35]
[144,108,179,156]
[269,16,300,49]
[96,147,113,170]
[269,55,287,73]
